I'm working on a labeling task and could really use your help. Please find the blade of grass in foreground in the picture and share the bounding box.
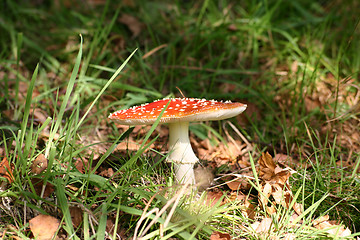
[96,204,108,240]
[44,35,83,158]
[55,177,80,240]
[18,64,38,173]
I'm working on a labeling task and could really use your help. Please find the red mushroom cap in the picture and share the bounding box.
[109,98,247,125]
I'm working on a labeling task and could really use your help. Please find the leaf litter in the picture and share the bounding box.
[203,152,352,239]
[1,110,353,239]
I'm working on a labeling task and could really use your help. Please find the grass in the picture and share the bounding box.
[1,0,360,239]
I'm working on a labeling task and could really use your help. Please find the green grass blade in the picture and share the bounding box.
[44,35,83,158]
[96,204,107,240]
[55,178,80,240]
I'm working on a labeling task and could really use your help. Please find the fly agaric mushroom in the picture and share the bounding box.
[109,98,247,185]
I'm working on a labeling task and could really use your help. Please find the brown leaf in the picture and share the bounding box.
[258,152,276,181]
[283,233,297,240]
[31,178,55,198]
[99,167,115,178]
[313,215,329,226]
[29,214,59,240]
[292,202,303,215]
[31,154,48,174]
[32,108,49,125]
[317,221,351,237]
[70,206,83,228]
[273,168,291,185]
[0,157,14,183]
[271,183,286,205]
[225,177,244,191]
[254,217,272,233]
[208,140,247,166]
[210,231,231,240]
[116,141,142,152]
[313,215,352,237]
[244,199,256,219]
[274,153,292,164]
[118,14,144,38]
[205,191,224,207]
[257,152,298,214]
[259,182,272,208]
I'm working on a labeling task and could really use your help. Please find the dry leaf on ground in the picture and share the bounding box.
[209,140,248,166]
[0,157,13,183]
[243,199,256,220]
[225,176,251,191]
[251,217,273,233]
[210,231,231,240]
[118,14,144,38]
[313,215,352,238]
[257,152,301,215]
[31,178,55,198]
[29,214,60,240]
[30,154,54,197]
[70,206,83,228]
[258,152,277,181]
[204,190,224,207]
[31,154,48,174]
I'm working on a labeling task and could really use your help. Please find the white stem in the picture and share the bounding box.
[167,122,199,184]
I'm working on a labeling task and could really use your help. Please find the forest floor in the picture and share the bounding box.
[1,1,360,239]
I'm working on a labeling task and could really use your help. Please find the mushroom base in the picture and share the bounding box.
[173,163,196,185]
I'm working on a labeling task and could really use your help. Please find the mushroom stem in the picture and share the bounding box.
[167,122,199,184]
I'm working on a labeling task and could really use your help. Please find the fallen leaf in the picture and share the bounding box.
[292,202,303,215]
[31,154,48,174]
[257,152,298,214]
[70,206,83,228]
[313,215,352,237]
[283,233,297,240]
[0,157,13,183]
[210,231,231,240]
[99,167,115,177]
[244,199,256,219]
[29,214,59,240]
[254,217,272,233]
[210,140,247,165]
[32,108,49,125]
[273,166,291,185]
[313,215,329,226]
[116,140,142,152]
[205,190,224,207]
[258,152,276,181]
[259,182,272,209]
[274,153,292,164]
[31,178,55,198]
[225,177,247,191]
[118,14,144,38]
